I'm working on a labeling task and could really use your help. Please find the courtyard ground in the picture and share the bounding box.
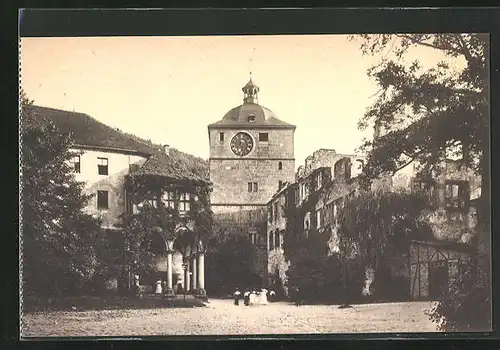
[22,298,439,337]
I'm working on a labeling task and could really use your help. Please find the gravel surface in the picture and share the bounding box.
[22,299,439,337]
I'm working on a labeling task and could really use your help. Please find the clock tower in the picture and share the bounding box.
[208,77,296,214]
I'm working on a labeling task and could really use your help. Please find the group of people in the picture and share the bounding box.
[233,287,276,306]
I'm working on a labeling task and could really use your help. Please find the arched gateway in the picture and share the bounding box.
[150,226,206,298]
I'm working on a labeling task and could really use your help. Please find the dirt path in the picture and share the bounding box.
[22,299,439,337]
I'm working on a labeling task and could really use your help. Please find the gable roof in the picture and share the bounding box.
[26,105,209,184]
[27,105,155,155]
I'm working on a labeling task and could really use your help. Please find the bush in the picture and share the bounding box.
[370,265,409,302]
[205,235,259,295]
[286,254,326,303]
[428,261,491,332]
[320,254,347,303]
[342,260,366,304]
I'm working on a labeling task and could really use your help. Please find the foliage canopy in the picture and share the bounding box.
[21,91,102,298]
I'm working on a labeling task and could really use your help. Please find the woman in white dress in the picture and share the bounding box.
[259,289,268,305]
[249,290,258,305]
[155,279,163,294]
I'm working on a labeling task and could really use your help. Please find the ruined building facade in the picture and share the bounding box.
[267,124,482,300]
[267,150,364,293]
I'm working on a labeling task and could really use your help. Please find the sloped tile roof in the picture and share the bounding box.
[26,105,209,183]
[131,148,210,184]
[27,106,155,154]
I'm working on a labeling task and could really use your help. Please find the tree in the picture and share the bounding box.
[118,203,180,287]
[285,229,329,303]
[205,234,259,295]
[350,34,491,329]
[336,189,433,299]
[20,91,102,298]
[350,34,489,259]
[428,261,491,332]
[283,199,332,303]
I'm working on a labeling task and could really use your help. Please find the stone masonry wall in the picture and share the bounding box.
[296,149,364,181]
[392,159,481,244]
[210,158,295,205]
[209,128,294,159]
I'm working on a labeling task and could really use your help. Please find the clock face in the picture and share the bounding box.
[230,132,254,156]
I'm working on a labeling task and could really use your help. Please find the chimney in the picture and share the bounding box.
[163,144,170,155]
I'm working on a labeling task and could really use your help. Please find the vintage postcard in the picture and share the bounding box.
[19,10,492,337]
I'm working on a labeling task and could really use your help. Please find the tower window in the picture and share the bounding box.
[278,161,283,170]
[219,132,224,142]
[278,180,283,190]
[248,182,258,192]
[259,133,269,142]
[248,114,256,122]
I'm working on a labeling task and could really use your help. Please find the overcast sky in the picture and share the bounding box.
[20,35,460,167]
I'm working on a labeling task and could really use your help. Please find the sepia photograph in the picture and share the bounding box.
[19,20,491,337]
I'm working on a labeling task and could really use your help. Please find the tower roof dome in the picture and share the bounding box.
[208,75,296,130]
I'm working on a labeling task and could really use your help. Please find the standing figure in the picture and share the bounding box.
[132,275,141,297]
[233,287,241,306]
[155,278,163,294]
[260,288,268,305]
[243,290,250,306]
[249,290,258,305]
[269,290,276,302]
[292,286,301,306]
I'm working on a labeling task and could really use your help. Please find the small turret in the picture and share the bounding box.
[242,73,260,104]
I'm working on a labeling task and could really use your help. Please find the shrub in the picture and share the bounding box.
[205,235,258,295]
[370,265,409,302]
[428,261,491,332]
